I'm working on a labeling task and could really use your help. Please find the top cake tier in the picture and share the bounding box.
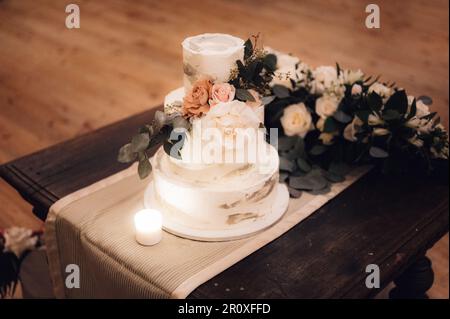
[182,33,244,92]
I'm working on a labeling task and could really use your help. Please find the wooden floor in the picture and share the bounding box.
[0,0,448,298]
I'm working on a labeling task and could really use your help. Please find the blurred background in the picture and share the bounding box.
[0,0,448,298]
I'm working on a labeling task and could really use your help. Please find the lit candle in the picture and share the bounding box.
[134,209,162,246]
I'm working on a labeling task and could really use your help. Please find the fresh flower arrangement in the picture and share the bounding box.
[118,36,449,197]
[0,227,43,298]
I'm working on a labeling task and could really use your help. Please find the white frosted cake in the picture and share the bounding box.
[145,33,289,241]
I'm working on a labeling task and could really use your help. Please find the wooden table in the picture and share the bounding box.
[0,107,448,299]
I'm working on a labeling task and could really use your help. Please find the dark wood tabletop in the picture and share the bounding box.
[0,107,448,299]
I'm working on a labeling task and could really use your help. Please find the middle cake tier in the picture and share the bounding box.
[150,144,280,228]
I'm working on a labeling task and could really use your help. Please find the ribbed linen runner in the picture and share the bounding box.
[45,163,370,298]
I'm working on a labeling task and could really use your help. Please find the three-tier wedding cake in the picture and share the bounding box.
[144,34,289,241]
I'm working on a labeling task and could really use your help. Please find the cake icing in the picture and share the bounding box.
[146,33,289,240]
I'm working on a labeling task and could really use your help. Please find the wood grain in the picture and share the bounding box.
[0,0,448,298]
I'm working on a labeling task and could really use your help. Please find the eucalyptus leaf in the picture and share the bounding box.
[310,144,327,156]
[417,95,433,105]
[289,174,328,191]
[278,136,298,151]
[244,39,253,60]
[355,110,371,123]
[172,116,190,130]
[297,158,312,173]
[333,110,352,123]
[369,146,389,158]
[283,138,306,160]
[329,162,351,176]
[131,133,150,153]
[385,90,408,115]
[288,187,302,198]
[261,95,276,105]
[272,85,291,99]
[309,184,332,195]
[323,117,338,133]
[367,92,383,112]
[279,157,297,172]
[279,172,289,183]
[323,171,345,183]
[382,109,401,121]
[236,89,256,102]
[138,158,152,179]
[263,54,277,72]
[154,110,167,128]
[117,143,137,163]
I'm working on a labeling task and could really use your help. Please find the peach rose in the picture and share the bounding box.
[183,77,213,118]
[209,83,236,106]
[245,89,262,108]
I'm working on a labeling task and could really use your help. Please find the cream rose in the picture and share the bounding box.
[315,95,340,119]
[341,69,364,84]
[209,83,236,106]
[202,100,261,150]
[183,77,213,118]
[311,66,344,96]
[3,227,38,258]
[280,103,314,138]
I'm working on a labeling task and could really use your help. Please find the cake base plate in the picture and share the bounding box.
[144,182,289,242]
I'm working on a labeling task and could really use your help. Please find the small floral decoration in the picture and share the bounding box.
[118,34,449,196]
[118,36,277,179]
[0,227,43,298]
[267,58,448,197]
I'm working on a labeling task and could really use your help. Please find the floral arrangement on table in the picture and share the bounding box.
[118,35,449,197]
[0,227,43,298]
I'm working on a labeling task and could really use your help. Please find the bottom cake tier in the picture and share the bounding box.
[144,145,289,241]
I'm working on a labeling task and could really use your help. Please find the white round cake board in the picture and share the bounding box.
[144,182,290,242]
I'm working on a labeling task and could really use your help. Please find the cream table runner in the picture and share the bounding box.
[45,164,370,299]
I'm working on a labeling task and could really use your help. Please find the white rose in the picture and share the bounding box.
[341,69,364,84]
[368,82,392,101]
[351,84,362,95]
[311,66,343,95]
[202,100,261,150]
[343,117,364,142]
[315,95,340,118]
[280,103,314,138]
[3,227,38,258]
